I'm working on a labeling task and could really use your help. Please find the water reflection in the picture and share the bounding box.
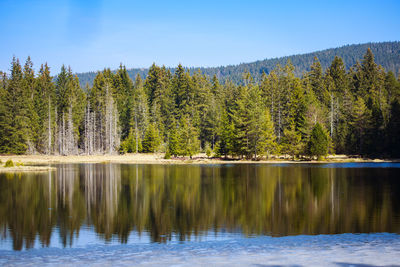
[0,163,399,250]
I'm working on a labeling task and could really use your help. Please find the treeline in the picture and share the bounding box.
[1,48,400,158]
[76,41,400,86]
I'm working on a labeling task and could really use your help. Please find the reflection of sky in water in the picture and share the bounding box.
[0,226,244,251]
[1,233,400,266]
[269,162,400,168]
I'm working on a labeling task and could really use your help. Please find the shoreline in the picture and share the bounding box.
[0,153,399,166]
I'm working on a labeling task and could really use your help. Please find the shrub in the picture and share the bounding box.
[205,143,212,158]
[164,149,171,159]
[5,160,14,167]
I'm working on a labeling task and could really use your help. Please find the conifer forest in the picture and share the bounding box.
[1,48,400,159]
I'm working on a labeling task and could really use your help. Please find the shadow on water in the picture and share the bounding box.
[0,163,400,250]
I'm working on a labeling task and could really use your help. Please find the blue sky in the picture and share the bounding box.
[1,0,399,73]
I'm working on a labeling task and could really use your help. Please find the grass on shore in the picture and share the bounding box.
[0,153,397,166]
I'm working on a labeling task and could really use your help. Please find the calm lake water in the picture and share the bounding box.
[1,163,400,266]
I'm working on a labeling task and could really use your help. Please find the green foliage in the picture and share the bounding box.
[164,149,171,159]
[0,57,29,154]
[215,111,234,158]
[280,121,303,160]
[167,121,180,157]
[5,159,14,167]
[350,97,371,155]
[142,123,160,153]
[177,116,199,158]
[76,42,400,86]
[1,46,400,159]
[205,142,212,158]
[120,128,141,153]
[386,99,400,157]
[308,123,329,160]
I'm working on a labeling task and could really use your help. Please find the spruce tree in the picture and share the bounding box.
[386,99,400,157]
[307,122,329,160]
[0,57,29,154]
[178,115,199,158]
[114,64,134,139]
[167,120,180,157]
[35,63,56,154]
[215,110,234,158]
[350,97,371,155]
[280,120,302,160]
[23,57,40,153]
[142,123,160,153]
[309,57,329,105]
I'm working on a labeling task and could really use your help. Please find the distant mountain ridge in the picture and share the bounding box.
[76,41,400,86]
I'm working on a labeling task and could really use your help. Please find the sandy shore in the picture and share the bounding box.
[0,153,397,166]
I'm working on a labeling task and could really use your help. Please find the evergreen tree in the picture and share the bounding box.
[0,57,29,154]
[142,123,160,153]
[231,84,251,157]
[114,64,134,139]
[309,57,329,105]
[215,110,234,158]
[167,120,180,157]
[350,97,371,155]
[280,120,302,160]
[120,128,141,153]
[178,115,199,158]
[259,110,277,159]
[307,122,329,160]
[386,99,400,157]
[0,72,8,153]
[126,74,148,153]
[22,57,40,153]
[172,64,193,116]
[35,63,56,154]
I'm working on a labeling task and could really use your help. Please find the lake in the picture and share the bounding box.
[1,163,400,266]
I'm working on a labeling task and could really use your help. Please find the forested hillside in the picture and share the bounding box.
[1,48,400,158]
[77,42,400,86]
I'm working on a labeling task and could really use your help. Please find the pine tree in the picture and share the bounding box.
[307,122,329,160]
[259,110,277,159]
[280,120,302,160]
[35,64,56,154]
[0,57,29,154]
[326,56,352,154]
[114,64,134,139]
[142,123,160,153]
[231,84,251,157]
[178,115,199,158]
[167,120,180,157]
[144,64,172,139]
[309,57,329,105]
[22,57,40,153]
[0,72,8,152]
[215,110,234,158]
[350,97,371,155]
[172,64,193,116]
[129,74,148,153]
[386,99,400,157]
[120,128,141,153]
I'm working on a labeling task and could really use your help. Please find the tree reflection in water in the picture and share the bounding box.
[0,163,399,250]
